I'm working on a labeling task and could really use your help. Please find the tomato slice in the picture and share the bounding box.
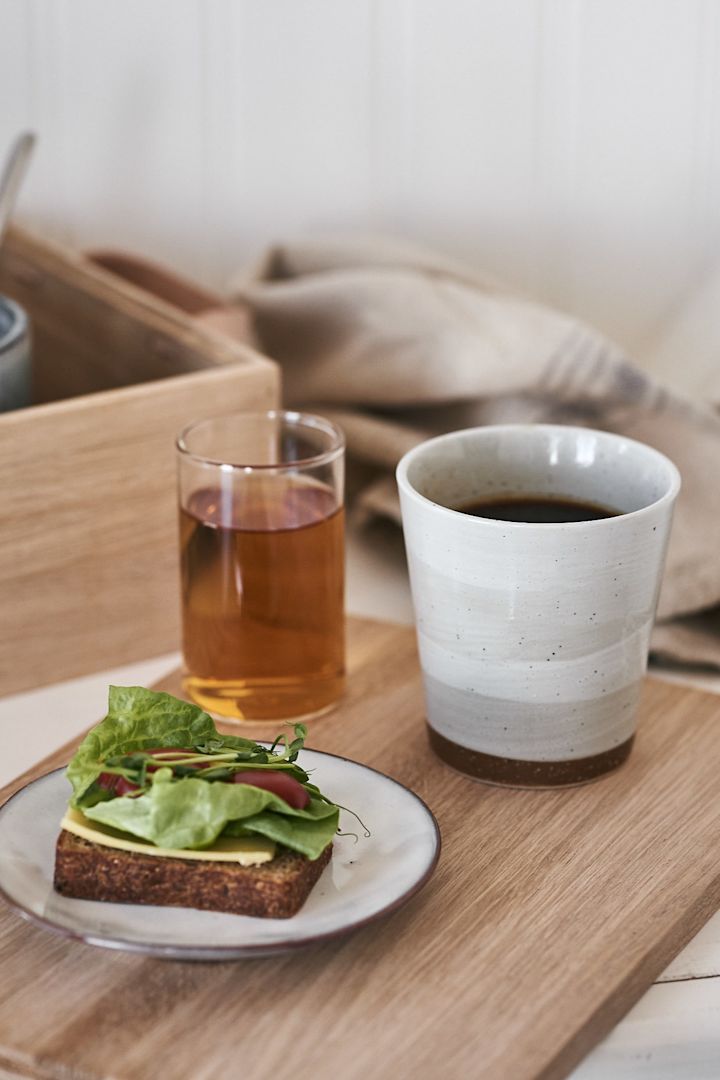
[232,770,309,809]
[97,771,119,793]
[114,776,140,795]
[96,773,138,795]
[96,753,311,809]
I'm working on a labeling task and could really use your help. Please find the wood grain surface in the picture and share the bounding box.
[1,616,720,1080]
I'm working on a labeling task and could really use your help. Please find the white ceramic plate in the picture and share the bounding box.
[0,750,440,959]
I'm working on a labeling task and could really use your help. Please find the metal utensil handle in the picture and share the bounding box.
[0,132,36,245]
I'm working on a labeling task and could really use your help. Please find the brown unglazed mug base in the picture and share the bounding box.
[427,725,635,789]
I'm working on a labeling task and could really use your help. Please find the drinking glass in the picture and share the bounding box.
[177,410,345,722]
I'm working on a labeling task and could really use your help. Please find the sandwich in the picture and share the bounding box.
[54,686,339,918]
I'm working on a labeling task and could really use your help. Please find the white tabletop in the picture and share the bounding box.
[1,517,718,1079]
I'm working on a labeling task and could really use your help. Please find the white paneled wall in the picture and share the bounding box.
[2,0,720,397]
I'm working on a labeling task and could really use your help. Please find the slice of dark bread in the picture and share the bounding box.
[54,829,332,919]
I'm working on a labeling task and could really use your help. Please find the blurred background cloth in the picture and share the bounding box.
[232,235,720,667]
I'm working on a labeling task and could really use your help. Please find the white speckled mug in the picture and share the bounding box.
[396,425,680,787]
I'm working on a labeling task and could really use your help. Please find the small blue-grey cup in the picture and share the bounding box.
[0,296,30,411]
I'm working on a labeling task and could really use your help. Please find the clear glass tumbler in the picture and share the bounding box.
[177,410,345,722]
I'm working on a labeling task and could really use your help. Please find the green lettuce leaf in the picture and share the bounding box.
[81,769,338,859]
[65,687,339,859]
[67,686,260,807]
[225,807,340,855]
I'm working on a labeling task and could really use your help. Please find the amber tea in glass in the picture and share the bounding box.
[177,411,345,722]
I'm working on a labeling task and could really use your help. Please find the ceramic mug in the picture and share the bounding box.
[0,296,30,412]
[396,424,680,787]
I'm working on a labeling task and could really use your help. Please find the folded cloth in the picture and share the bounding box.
[232,235,720,667]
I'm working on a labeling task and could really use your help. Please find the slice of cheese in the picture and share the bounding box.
[61,807,276,865]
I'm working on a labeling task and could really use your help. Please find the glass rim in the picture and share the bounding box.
[176,409,346,471]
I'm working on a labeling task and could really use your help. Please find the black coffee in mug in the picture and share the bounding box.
[457,495,620,524]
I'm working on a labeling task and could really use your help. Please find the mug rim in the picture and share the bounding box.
[395,423,681,530]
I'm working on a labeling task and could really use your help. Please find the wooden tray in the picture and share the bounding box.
[0,225,278,696]
[1,616,720,1080]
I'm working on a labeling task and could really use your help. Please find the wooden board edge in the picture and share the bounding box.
[538,880,720,1080]
[0,735,80,808]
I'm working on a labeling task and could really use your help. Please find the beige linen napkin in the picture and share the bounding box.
[232,235,720,667]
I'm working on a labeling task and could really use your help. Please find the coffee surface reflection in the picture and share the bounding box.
[456,495,619,524]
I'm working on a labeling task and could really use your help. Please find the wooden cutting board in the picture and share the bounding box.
[1,616,720,1080]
